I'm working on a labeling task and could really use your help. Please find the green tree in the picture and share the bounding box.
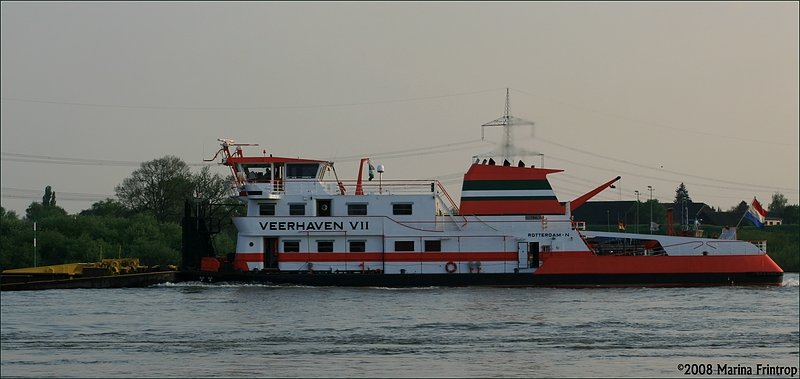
[35,225,67,266]
[192,166,230,204]
[0,207,32,269]
[80,198,130,218]
[730,201,748,213]
[25,186,67,221]
[672,183,693,228]
[115,155,194,223]
[112,213,181,266]
[42,185,56,207]
[114,157,231,224]
[768,192,788,214]
[673,182,692,205]
[25,201,67,221]
[782,204,799,224]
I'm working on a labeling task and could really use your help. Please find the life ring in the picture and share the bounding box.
[320,204,329,211]
[445,261,457,274]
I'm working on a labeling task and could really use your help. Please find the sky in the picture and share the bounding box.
[2,1,798,217]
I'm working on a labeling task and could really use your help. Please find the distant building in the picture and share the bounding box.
[695,208,741,227]
[765,213,783,226]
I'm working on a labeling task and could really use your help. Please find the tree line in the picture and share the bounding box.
[1,156,239,269]
[0,162,797,271]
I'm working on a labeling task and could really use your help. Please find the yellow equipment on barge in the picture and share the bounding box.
[1,259,178,291]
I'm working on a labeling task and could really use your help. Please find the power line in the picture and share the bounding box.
[537,137,798,192]
[1,139,491,169]
[5,146,792,200]
[509,87,797,147]
[1,152,213,167]
[331,139,490,162]
[545,154,771,196]
[0,88,501,111]
[1,187,115,201]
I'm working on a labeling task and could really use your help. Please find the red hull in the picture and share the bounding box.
[537,251,783,275]
[228,250,783,277]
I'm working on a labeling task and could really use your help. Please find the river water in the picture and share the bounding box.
[2,274,798,378]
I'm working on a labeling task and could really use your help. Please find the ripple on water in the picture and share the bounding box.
[2,273,798,377]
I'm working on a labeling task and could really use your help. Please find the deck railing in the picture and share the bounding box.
[749,240,767,253]
[329,179,439,195]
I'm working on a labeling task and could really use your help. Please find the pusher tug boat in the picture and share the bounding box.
[180,97,783,287]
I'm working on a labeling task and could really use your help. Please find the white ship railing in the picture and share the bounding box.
[329,180,438,195]
[749,240,767,253]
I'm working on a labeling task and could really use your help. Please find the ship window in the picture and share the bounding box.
[283,240,300,252]
[259,203,276,216]
[289,203,306,215]
[394,241,414,252]
[317,240,334,253]
[347,203,367,216]
[393,203,413,215]
[424,240,441,252]
[349,240,366,252]
[286,163,320,179]
[541,245,551,252]
[319,165,331,181]
[245,165,272,182]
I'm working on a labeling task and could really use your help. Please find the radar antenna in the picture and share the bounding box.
[204,138,259,162]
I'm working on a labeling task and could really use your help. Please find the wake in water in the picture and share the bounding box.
[154,281,288,289]
[154,281,440,291]
[153,272,800,289]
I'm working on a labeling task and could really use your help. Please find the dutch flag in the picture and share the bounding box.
[744,197,767,229]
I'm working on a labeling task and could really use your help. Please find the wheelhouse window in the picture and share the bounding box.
[244,165,272,182]
[319,165,331,181]
[424,240,441,252]
[286,163,320,179]
[289,203,306,215]
[317,240,334,253]
[349,240,366,252]
[394,241,415,252]
[283,240,300,252]
[392,203,413,215]
[347,203,367,216]
[259,203,276,216]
